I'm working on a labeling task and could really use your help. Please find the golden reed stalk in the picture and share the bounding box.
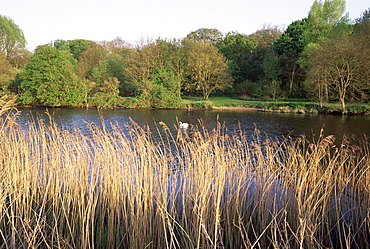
[0,112,368,248]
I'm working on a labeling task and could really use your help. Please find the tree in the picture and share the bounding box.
[157,39,188,97]
[304,0,350,49]
[0,51,13,93]
[101,77,120,96]
[248,25,283,50]
[99,37,133,95]
[124,39,184,107]
[217,32,257,84]
[306,35,365,112]
[149,68,182,108]
[89,60,110,84]
[353,8,370,99]
[125,39,182,92]
[124,41,160,93]
[54,39,96,61]
[245,25,283,83]
[77,43,107,79]
[354,8,370,35]
[302,42,329,106]
[55,38,132,97]
[6,48,31,71]
[274,19,309,58]
[272,0,349,98]
[19,46,88,107]
[186,28,223,43]
[0,14,30,74]
[273,19,309,97]
[187,41,233,100]
[297,0,352,104]
[0,15,27,61]
[308,0,347,25]
[262,51,282,101]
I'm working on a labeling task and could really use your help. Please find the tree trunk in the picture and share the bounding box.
[318,83,323,108]
[289,64,296,96]
[340,98,346,113]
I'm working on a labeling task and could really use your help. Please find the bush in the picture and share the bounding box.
[190,100,213,108]
[346,105,370,114]
[87,94,138,108]
[19,46,88,107]
[150,84,183,108]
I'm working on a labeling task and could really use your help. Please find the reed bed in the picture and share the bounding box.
[0,111,369,248]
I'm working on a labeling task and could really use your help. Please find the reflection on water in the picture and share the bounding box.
[16,107,369,142]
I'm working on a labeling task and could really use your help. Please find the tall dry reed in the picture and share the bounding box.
[0,112,368,248]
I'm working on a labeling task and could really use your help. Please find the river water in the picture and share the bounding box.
[16,107,369,143]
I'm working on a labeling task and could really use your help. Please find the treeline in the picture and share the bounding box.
[1,0,369,111]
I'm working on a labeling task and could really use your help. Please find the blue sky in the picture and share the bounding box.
[2,0,369,51]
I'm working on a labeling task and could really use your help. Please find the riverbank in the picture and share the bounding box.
[8,94,370,115]
[183,96,370,115]
[108,96,370,115]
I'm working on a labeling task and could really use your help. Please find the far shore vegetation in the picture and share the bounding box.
[1,0,369,115]
[48,95,370,115]
[17,95,370,115]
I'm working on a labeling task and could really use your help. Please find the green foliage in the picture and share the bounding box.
[0,51,14,93]
[150,84,181,108]
[243,26,283,84]
[262,51,282,100]
[106,56,129,94]
[308,0,347,26]
[139,68,183,108]
[101,77,120,96]
[354,8,370,34]
[187,40,233,100]
[186,28,223,43]
[235,80,263,97]
[217,33,257,84]
[189,100,214,108]
[19,46,88,107]
[0,15,30,72]
[89,60,110,85]
[0,15,27,60]
[217,32,257,63]
[272,19,309,97]
[54,39,96,60]
[77,43,107,79]
[98,38,133,96]
[87,93,136,108]
[304,32,368,112]
[345,104,370,114]
[125,39,189,106]
[274,19,309,56]
[262,50,281,81]
[2,3,368,109]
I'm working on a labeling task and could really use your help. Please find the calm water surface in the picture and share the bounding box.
[17,107,369,142]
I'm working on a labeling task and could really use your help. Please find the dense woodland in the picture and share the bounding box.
[1,0,369,112]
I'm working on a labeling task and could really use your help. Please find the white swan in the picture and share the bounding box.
[179,121,189,130]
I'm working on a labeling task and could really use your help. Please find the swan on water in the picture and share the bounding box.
[179,121,189,130]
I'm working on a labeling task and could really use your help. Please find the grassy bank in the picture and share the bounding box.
[0,110,369,248]
[183,96,370,114]
[12,92,370,115]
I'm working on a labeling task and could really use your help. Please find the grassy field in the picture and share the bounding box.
[0,95,369,248]
[183,96,370,114]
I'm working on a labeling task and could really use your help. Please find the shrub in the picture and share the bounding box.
[19,46,88,107]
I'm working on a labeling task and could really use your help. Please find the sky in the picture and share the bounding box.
[2,0,369,51]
